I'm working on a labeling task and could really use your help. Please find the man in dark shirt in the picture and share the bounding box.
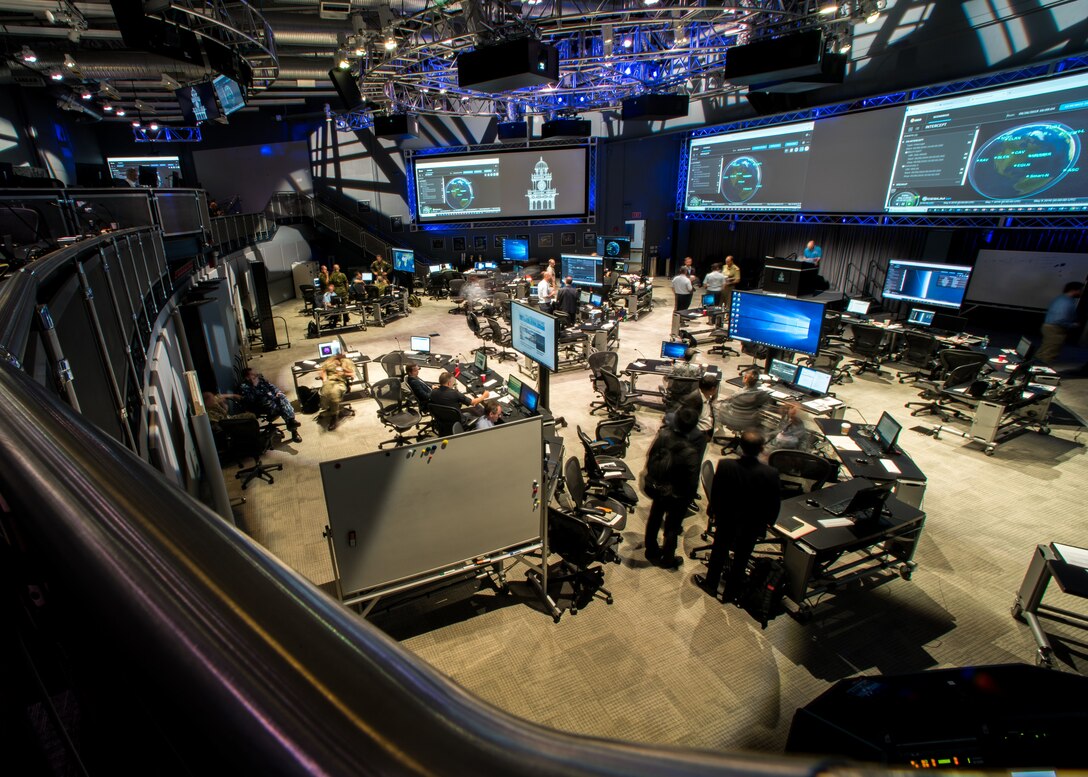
[237,368,302,442]
[430,371,490,422]
[642,405,702,569]
[696,429,781,603]
[555,275,580,322]
[404,363,432,412]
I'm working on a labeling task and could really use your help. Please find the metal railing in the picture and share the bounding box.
[268,191,393,258]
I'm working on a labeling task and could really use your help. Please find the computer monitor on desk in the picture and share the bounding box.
[361,272,374,282]
[318,340,342,358]
[907,308,934,327]
[794,366,832,396]
[410,335,431,353]
[930,312,967,334]
[519,383,540,413]
[769,358,799,384]
[702,293,716,308]
[579,290,591,304]
[589,293,603,307]
[846,299,871,317]
[1016,335,1035,360]
[661,340,688,361]
[873,411,902,454]
[506,374,523,398]
[474,350,488,373]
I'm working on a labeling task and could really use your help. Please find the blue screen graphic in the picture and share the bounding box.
[729,291,825,356]
[503,238,529,262]
[392,248,415,273]
[882,260,972,309]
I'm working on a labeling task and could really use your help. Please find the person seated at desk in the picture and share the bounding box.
[661,348,704,410]
[374,272,390,295]
[767,402,807,453]
[719,368,771,432]
[404,363,431,411]
[319,352,355,431]
[695,430,780,603]
[350,271,367,301]
[555,275,580,322]
[320,283,348,326]
[475,399,503,430]
[237,368,303,441]
[430,371,489,422]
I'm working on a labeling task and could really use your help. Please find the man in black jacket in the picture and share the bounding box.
[696,429,781,602]
[555,275,580,322]
[642,405,702,569]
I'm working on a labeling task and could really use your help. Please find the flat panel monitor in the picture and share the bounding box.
[578,290,590,303]
[562,253,603,287]
[885,71,1088,214]
[661,340,688,361]
[729,291,825,356]
[589,293,603,307]
[702,293,716,307]
[1015,335,1035,359]
[175,82,220,124]
[318,340,342,358]
[502,238,529,262]
[428,264,443,274]
[412,147,589,223]
[510,301,558,372]
[907,308,934,327]
[528,286,539,297]
[313,277,322,288]
[874,411,902,453]
[410,335,430,353]
[361,272,374,282]
[613,261,628,273]
[596,235,631,258]
[794,366,832,396]
[391,248,415,273]
[684,121,814,212]
[881,260,973,310]
[212,74,246,116]
[519,383,540,413]
[768,358,799,384]
[506,374,523,397]
[474,350,487,373]
[107,156,181,187]
[474,261,498,271]
[846,298,871,316]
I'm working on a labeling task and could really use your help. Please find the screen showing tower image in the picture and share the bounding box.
[684,121,814,212]
[885,71,1088,213]
[412,147,588,222]
[881,260,974,309]
[561,254,602,287]
[728,291,825,356]
[175,82,220,124]
[510,301,558,372]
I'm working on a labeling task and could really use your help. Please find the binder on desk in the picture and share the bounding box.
[775,515,817,539]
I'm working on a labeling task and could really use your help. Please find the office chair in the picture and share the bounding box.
[486,316,517,362]
[593,416,636,459]
[379,351,405,379]
[216,417,282,489]
[544,505,620,615]
[708,327,740,358]
[492,292,510,320]
[466,311,497,356]
[599,370,643,430]
[561,456,627,530]
[905,348,989,420]
[897,331,940,384]
[371,378,423,448]
[767,450,839,499]
[576,426,638,507]
[448,278,465,313]
[662,375,700,415]
[845,323,888,376]
[429,402,466,437]
[299,285,317,315]
[588,351,619,415]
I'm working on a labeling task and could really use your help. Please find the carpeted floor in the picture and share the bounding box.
[227,281,1088,757]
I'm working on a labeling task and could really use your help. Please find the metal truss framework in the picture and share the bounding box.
[133,126,203,143]
[675,55,1088,227]
[405,138,598,231]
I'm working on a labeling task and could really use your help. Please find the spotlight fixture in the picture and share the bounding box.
[116,109,126,117]
[149,122,159,131]
[160,74,181,91]
[131,119,141,127]
[102,103,113,112]
[338,57,350,70]
[643,0,660,5]
[622,38,633,49]
[64,54,77,69]
[80,90,91,100]
[20,46,37,63]
[819,3,838,14]
[383,37,397,51]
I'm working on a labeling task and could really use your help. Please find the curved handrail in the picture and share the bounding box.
[0,361,827,776]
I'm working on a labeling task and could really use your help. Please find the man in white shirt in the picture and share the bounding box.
[703,263,726,306]
[672,267,694,310]
[537,269,555,312]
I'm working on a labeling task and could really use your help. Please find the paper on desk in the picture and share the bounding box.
[879,458,901,474]
[303,360,316,367]
[632,361,646,368]
[1053,543,1088,568]
[819,517,854,528]
[770,391,790,400]
[825,435,862,452]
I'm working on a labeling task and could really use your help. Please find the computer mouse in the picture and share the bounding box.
[854,457,868,465]
[805,498,820,507]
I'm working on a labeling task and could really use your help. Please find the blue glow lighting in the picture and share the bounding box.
[260,145,273,156]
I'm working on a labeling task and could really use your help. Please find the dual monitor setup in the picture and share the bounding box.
[767,359,834,397]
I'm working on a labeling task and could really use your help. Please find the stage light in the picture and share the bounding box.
[50,71,64,81]
[384,37,397,51]
[102,103,113,112]
[338,58,350,70]
[819,3,837,14]
[131,119,141,127]
[64,54,77,69]
[622,37,633,48]
[20,46,37,63]
[149,122,159,131]
[80,90,91,100]
[116,109,125,117]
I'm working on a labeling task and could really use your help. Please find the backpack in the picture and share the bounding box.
[296,385,321,415]
[408,293,422,308]
[741,557,787,629]
[306,321,318,339]
[640,434,676,499]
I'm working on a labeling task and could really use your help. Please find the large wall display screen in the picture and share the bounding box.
[885,72,1088,213]
[413,147,588,222]
[684,122,813,212]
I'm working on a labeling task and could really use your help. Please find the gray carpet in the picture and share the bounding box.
[230,282,1088,756]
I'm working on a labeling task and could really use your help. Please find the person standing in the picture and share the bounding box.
[537,269,556,312]
[371,254,391,279]
[683,256,699,287]
[802,240,822,264]
[318,264,331,288]
[703,263,726,307]
[641,406,701,569]
[329,263,348,300]
[1038,281,1083,363]
[695,429,780,603]
[237,368,303,442]
[555,275,580,322]
[319,352,355,430]
[672,267,694,311]
[722,256,741,316]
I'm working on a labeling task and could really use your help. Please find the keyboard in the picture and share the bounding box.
[823,497,855,516]
[855,435,885,457]
[654,365,672,373]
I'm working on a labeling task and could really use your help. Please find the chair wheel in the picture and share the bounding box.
[552,614,561,624]
[570,607,578,615]
[689,551,698,560]
[606,596,614,605]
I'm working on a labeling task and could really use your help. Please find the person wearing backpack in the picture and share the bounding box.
[641,405,701,569]
[695,429,780,603]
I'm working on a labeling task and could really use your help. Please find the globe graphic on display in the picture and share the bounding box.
[604,240,622,257]
[967,122,1080,200]
[720,156,762,203]
[443,177,474,210]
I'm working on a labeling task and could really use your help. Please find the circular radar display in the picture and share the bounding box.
[604,240,623,257]
[968,122,1080,200]
[891,191,921,207]
[720,156,762,204]
[443,177,475,210]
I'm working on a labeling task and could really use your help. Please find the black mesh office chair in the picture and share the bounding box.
[299,284,317,314]
[466,311,496,356]
[561,456,627,530]
[544,505,620,615]
[798,351,851,385]
[593,416,636,458]
[486,316,517,362]
[429,402,466,437]
[588,351,620,415]
[690,459,718,559]
[897,331,940,384]
[371,378,423,448]
[448,278,466,313]
[576,425,637,496]
[708,326,740,358]
[216,417,283,489]
[845,323,888,376]
[600,370,642,428]
[768,449,839,499]
[906,352,989,422]
[379,351,405,379]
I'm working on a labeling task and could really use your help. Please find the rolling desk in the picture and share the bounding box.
[1012,542,1088,668]
[814,417,927,507]
[672,306,725,342]
[624,359,722,397]
[312,303,366,336]
[292,351,372,399]
[454,362,539,422]
[615,279,653,320]
[725,376,847,420]
[773,478,926,618]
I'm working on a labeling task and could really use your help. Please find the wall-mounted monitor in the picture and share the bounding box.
[729,290,825,356]
[561,253,602,287]
[684,121,814,212]
[885,71,1088,213]
[106,156,181,187]
[881,260,973,310]
[596,235,631,258]
[391,248,415,273]
[510,300,558,372]
[412,146,588,223]
[212,74,246,116]
[502,238,529,262]
[175,82,220,124]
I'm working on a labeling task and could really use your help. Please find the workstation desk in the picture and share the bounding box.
[311,303,367,336]
[1012,542,1088,669]
[292,351,373,399]
[773,478,926,619]
[723,375,847,420]
[814,418,927,508]
[671,306,725,341]
[453,362,539,422]
[624,359,722,397]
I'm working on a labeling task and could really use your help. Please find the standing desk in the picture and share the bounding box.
[1012,543,1088,668]
[814,418,927,507]
[292,351,372,399]
[773,478,926,618]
